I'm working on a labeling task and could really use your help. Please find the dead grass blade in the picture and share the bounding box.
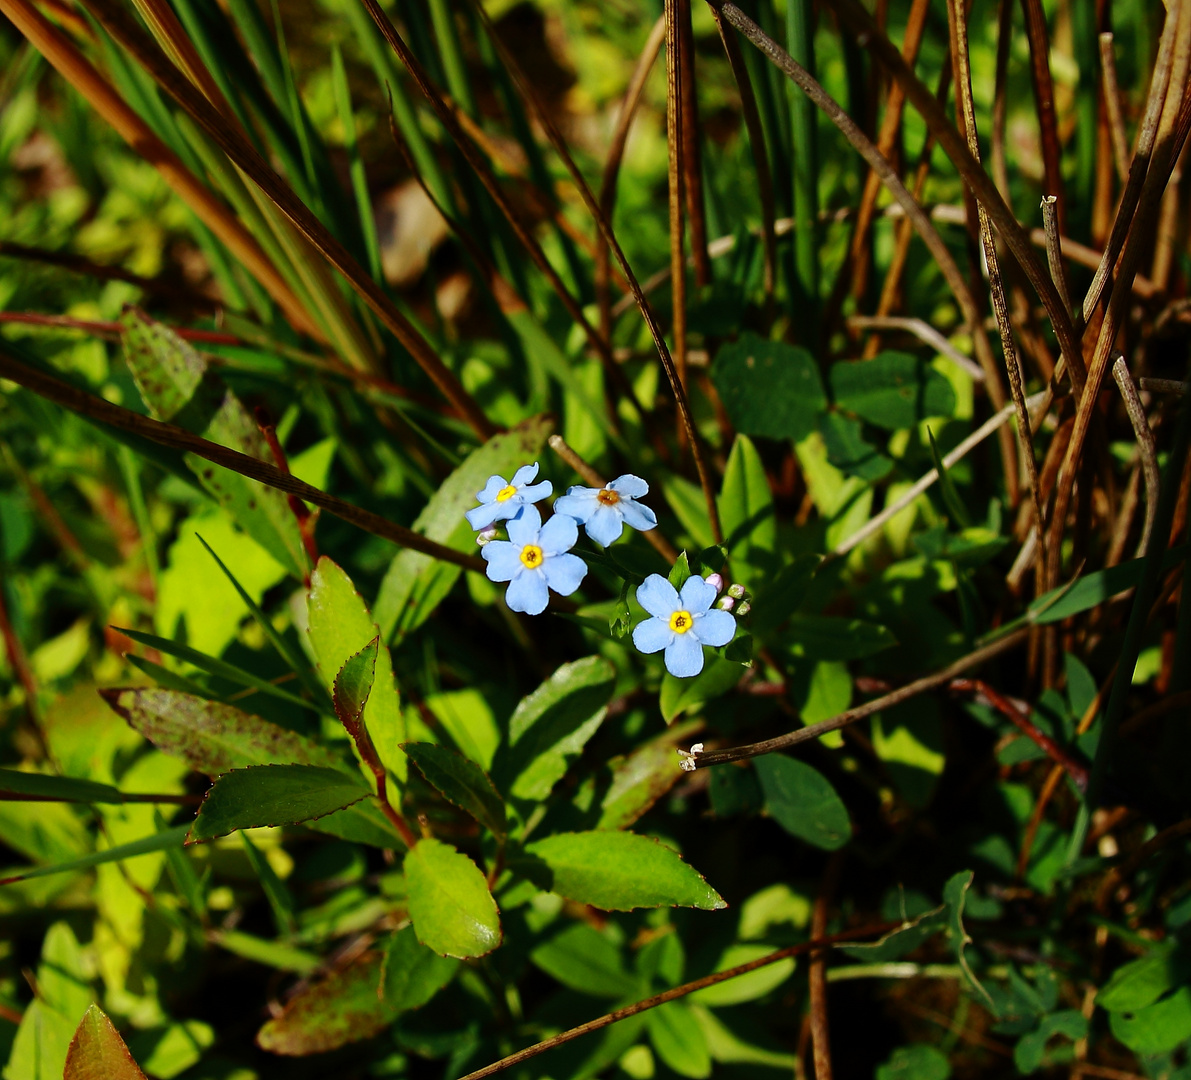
[666,0,690,403]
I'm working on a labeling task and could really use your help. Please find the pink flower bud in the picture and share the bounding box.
[476,525,498,546]
[704,572,725,593]
[716,596,735,612]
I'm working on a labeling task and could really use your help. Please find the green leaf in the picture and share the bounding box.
[719,435,776,587]
[530,923,640,998]
[374,415,553,641]
[0,826,190,886]
[403,743,506,836]
[404,838,501,958]
[943,870,996,1012]
[1098,951,1191,1013]
[101,689,401,849]
[255,950,397,1055]
[240,831,296,936]
[659,657,744,723]
[64,1005,148,1080]
[668,550,693,590]
[647,1001,711,1079]
[307,557,405,781]
[523,830,726,911]
[689,944,795,1006]
[876,1044,951,1080]
[121,310,308,579]
[1027,545,1188,625]
[499,656,616,801]
[926,427,971,529]
[662,477,715,549]
[750,555,821,635]
[754,755,850,850]
[0,768,125,804]
[819,412,893,482]
[597,724,702,830]
[379,925,460,1011]
[784,614,897,662]
[830,351,956,431]
[1014,1010,1087,1074]
[711,333,826,441]
[838,905,947,963]
[115,626,314,712]
[125,1021,214,1080]
[189,764,369,842]
[1108,986,1191,1055]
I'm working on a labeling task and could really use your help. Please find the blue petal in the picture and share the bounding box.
[506,505,541,547]
[585,504,625,547]
[511,462,540,487]
[505,569,549,615]
[482,542,523,582]
[553,489,599,523]
[538,511,578,555]
[542,552,587,596]
[477,474,509,502]
[679,574,718,614]
[636,574,679,618]
[465,502,502,530]
[608,474,649,498]
[693,608,736,648]
[664,633,704,678]
[632,616,673,654]
[519,480,553,504]
[617,499,657,532]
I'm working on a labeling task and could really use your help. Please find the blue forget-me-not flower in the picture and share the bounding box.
[465,463,552,530]
[482,506,588,615]
[632,574,736,678]
[553,474,657,547]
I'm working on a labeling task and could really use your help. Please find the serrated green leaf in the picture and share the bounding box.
[63,1005,148,1080]
[379,925,460,1011]
[711,334,826,441]
[754,755,850,850]
[374,415,553,641]
[523,830,725,911]
[498,657,615,801]
[255,950,396,1055]
[403,743,506,836]
[404,838,501,958]
[188,764,369,842]
[831,351,955,431]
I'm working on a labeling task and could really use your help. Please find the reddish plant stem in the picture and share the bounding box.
[254,406,318,568]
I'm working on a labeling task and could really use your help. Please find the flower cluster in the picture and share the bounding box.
[463,462,735,677]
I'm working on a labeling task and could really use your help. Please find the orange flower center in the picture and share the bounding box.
[520,544,544,569]
[596,489,621,506]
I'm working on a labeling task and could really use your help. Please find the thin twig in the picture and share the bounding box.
[809,856,842,1080]
[454,921,899,1080]
[690,630,1028,768]
[1139,378,1190,395]
[1019,0,1065,232]
[665,0,689,408]
[846,317,985,381]
[1112,356,1161,557]
[1099,32,1132,183]
[1041,196,1074,315]
[0,348,488,574]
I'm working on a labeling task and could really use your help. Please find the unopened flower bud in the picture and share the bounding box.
[476,525,498,546]
[727,583,746,600]
[736,601,751,618]
[704,572,724,593]
[716,596,735,612]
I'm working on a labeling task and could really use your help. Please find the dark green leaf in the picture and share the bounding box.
[668,550,692,590]
[750,555,821,635]
[597,725,701,830]
[711,333,826,440]
[784,614,897,662]
[530,923,639,998]
[524,830,726,911]
[838,905,947,962]
[719,435,776,587]
[647,1001,711,1079]
[403,743,506,836]
[404,838,501,958]
[1014,1011,1087,1074]
[1028,545,1188,625]
[0,768,124,804]
[659,657,744,723]
[876,1044,951,1080]
[379,925,459,1011]
[754,755,850,850]
[1098,951,1191,1013]
[926,427,971,529]
[943,870,996,1012]
[831,351,955,431]
[1108,987,1191,1055]
[819,413,893,482]
[188,764,369,842]
[0,826,190,885]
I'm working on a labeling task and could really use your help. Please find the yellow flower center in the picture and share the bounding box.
[495,484,518,503]
[520,544,544,569]
[596,488,621,506]
[669,610,693,634]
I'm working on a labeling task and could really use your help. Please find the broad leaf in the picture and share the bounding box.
[189,764,370,842]
[403,743,506,836]
[256,950,395,1055]
[838,905,947,963]
[101,689,399,847]
[1098,950,1191,1013]
[64,1005,148,1080]
[784,614,897,662]
[1109,987,1191,1055]
[876,1044,951,1080]
[1014,1011,1087,1074]
[943,870,996,1011]
[121,310,307,579]
[750,555,820,635]
[0,768,124,804]
[688,944,795,1006]
[524,831,726,911]
[404,838,501,958]
[498,657,616,801]
[659,657,744,723]
[530,923,640,998]
[379,925,460,1011]
[597,724,701,830]
[830,351,955,431]
[718,435,776,587]
[711,334,826,441]
[374,415,553,641]
[819,412,893,482]
[754,756,850,850]
[647,1001,711,1079]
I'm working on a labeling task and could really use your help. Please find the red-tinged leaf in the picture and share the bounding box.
[64,1005,148,1080]
[256,950,396,1056]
